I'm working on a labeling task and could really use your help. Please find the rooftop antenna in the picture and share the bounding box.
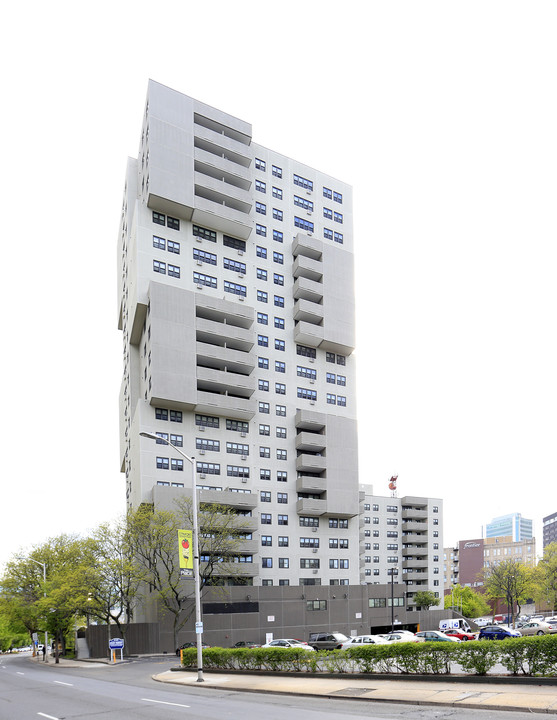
[389,475,398,498]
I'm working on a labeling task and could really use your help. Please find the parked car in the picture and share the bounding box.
[473,617,491,627]
[231,641,261,648]
[444,629,477,641]
[340,635,388,650]
[479,625,521,640]
[175,641,211,656]
[519,621,557,636]
[529,614,545,622]
[384,632,420,643]
[262,639,315,651]
[308,632,349,650]
[415,630,459,643]
[546,616,557,624]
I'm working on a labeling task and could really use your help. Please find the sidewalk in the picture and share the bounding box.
[153,668,557,713]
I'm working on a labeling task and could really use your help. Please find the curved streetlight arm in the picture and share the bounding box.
[139,431,204,682]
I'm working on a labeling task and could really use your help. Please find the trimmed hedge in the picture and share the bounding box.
[179,635,557,677]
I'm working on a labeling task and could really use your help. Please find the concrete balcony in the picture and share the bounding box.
[295,408,326,432]
[401,533,428,543]
[296,498,326,516]
[194,170,252,211]
[194,147,251,188]
[193,124,251,167]
[402,558,429,569]
[292,276,323,304]
[292,255,323,283]
[201,560,259,577]
[401,496,428,508]
[295,431,326,453]
[402,546,428,557]
[192,196,252,240]
[196,316,254,352]
[198,488,257,511]
[294,321,324,348]
[401,508,428,520]
[292,232,323,260]
[401,521,428,533]
[196,366,255,398]
[296,453,326,473]
[196,294,253,330]
[228,516,258,533]
[196,341,255,375]
[293,298,324,325]
[404,571,429,582]
[196,390,255,420]
[296,475,327,494]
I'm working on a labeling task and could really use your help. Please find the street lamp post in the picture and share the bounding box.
[390,566,399,632]
[140,431,204,682]
[28,558,48,663]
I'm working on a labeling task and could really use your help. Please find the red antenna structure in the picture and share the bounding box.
[388,475,398,497]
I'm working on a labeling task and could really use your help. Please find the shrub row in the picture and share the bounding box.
[179,635,557,676]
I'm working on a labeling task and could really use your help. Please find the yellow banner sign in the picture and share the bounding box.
[178,529,193,577]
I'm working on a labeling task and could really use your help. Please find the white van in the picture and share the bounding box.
[439,618,471,633]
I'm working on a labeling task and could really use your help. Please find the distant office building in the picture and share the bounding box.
[543,511,557,548]
[444,535,536,592]
[485,513,532,542]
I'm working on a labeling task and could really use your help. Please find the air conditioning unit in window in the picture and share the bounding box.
[310,400,315,405]
[241,478,247,483]
[308,232,313,236]
[312,548,318,553]
[240,432,246,437]
[238,296,244,301]
[310,380,314,384]
[306,190,312,195]
[312,527,318,532]
[238,250,244,256]
[196,260,203,266]
[312,569,318,574]
[196,236,203,242]
[196,284,203,289]
[200,473,206,479]
[241,455,247,461]
[307,211,312,216]
[199,449,205,455]
[238,273,244,278]
[309,358,314,363]
[198,425,205,431]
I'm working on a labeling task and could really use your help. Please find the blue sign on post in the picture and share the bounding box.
[109,638,124,650]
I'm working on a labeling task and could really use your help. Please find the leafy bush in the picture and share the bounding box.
[456,642,500,675]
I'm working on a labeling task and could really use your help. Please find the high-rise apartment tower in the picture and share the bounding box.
[117,81,360,587]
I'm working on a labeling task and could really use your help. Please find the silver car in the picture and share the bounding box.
[341,634,388,650]
[519,621,557,636]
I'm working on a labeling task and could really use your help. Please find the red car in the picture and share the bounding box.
[444,629,476,641]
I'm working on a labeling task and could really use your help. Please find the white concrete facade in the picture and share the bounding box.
[118,81,361,587]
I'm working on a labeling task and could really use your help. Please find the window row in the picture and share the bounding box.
[153,260,180,277]
[153,235,180,254]
[153,211,180,231]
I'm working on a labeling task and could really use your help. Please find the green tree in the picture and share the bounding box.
[535,542,557,612]
[444,585,491,618]
[413,590,440,610]
[129,498,251,648]
[483,558,535,624]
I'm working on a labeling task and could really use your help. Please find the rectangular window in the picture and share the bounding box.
[226,419,249,433]
[155,408,168,421]
[326,372,336,383]
[278,513,288,524]
[273,273,284,286]
[170,410,182,422]
[279,558,289,569]
[261,536,272,546]
[323,207,333,220]
[277,470,288,481]
[323,187,332,199]
[193,248,217,265]
[255,180,266,193]
[272,208,283,221]
[259,402,270,414]
[257,268,268,280]
[337,354,346,365]
[259,424,270,436]
[275,382,286,394]
[223,257,247,274]
[333,191,343,204]
[196,438,220,451]
[273,251,284,265]
[193,272,217,288]
[255,202,266,215]
[274,295,285,308]
[259,446,270,458]
[256,223,267,237]
[278,536,289,546]
[223,235,246,252]
[326,393,336,404]
[293,195,314,211]
[153,260,166,274]
[167,240,180,254]
[255,158,266,171]
[276,449,287,461]
[156,457,169,469]
[297,345,316,359]
[196,462,220,475]
[257,290,268,303]
[196,414,219,428]
[272,186,282,199]
[293,174,313,191]
[257,335,268,347]
[272,165,282,178]
[153,211,165,226]
[170,434,183,447]
[337,396,346,407]
[299,516,319,527]
[153,235,166,249]
[260,469,271,480]
[257,312,269,325]
[297,365,317,380]
[275,360,286,373]
[226,442,249,455]
[275,339,285,351]
[334,212,343,224]
[227,465,249,478]
[168,264,180,278]
[224,280,247,297]
[258,357,269,369]
[262,558,273,568]
[171,458,183,471]
[259,381,269,394]
[167,216,180,230]
[273,229,283,243]
[277,492,288,503]
[337,375,346,386]
[334,232,343,244]
[256,245,267,259]
[323,227,333,240]
[294,216,314,233]
[261,491,271,502]
[297,387,317,401]
[275,404,286,416]
[276,427,287,439]
[300,558,320,569]
[193,225,217,242]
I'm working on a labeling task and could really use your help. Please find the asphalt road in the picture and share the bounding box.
[0,653,548,720]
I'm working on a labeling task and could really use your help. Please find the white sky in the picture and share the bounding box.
[2,1,556,571]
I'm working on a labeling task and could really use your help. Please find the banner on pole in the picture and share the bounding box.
[178,529,193,577]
